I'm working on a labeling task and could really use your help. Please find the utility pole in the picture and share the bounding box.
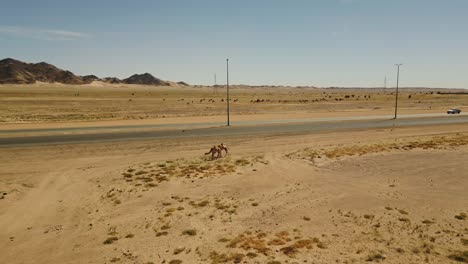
[226,59,230,126]
[394,64,403,119]
[214,73,217,94]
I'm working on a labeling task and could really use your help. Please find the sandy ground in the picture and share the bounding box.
[1,84,466,126]
[1,124,467,264]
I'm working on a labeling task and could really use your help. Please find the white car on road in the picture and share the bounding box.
[447,109,462,114]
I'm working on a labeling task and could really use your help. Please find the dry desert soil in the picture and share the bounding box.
[1,123,467,264]
[0,84,467,264]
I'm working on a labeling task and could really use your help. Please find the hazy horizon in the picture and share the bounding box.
[1,0,467,88]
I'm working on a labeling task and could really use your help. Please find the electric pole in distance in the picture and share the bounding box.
[394,64,403,119]
[214,73,217,94]
[226,59,230,126]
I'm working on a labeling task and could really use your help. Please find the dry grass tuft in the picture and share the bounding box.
[221,229,318,259]
[209,252,245,264]
[115,155,267,197]
[289,134,468,163]
[448,251,468,263]
[267,239,286,246]
[227,233,270,255]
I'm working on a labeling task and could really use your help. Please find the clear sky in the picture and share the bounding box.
[1,0,467,88]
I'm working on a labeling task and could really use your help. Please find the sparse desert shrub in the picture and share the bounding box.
[268,239,286,246]
[103,236,119,244]
[234,159,250,166]
[197,200,209,207]
[182,229,197,236]
[398,209,408,215]
[398,217,411,223]
[448,251,468,262]
[160,223,171,230]
[366,252,386,262]
[280,246,298,257]
[156,231,168,237]
[422,219,435,224]
[173,247,185,255]
[395,248,405,253]
[122,173,133,178]
[363,214,374,220]
[461,239,468,246]
[455,213,467,220]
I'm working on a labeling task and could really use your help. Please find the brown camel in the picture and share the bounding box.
[218,143,229,157]
[205,145,220,160]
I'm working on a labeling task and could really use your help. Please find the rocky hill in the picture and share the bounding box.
[0,58,86,84]
[123,73,170,86]
[82,75,100,83]
[102,77,122,84]
[0,58,181,86]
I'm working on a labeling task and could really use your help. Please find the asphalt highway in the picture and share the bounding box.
[1,114,467,147]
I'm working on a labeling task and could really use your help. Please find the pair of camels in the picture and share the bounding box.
[205,143,229,160]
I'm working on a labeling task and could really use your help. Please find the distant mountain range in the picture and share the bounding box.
[0,58,187,86]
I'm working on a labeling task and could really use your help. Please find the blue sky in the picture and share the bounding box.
[1,0,467,88]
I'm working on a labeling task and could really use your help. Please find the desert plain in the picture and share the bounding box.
[0,83,467,264]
